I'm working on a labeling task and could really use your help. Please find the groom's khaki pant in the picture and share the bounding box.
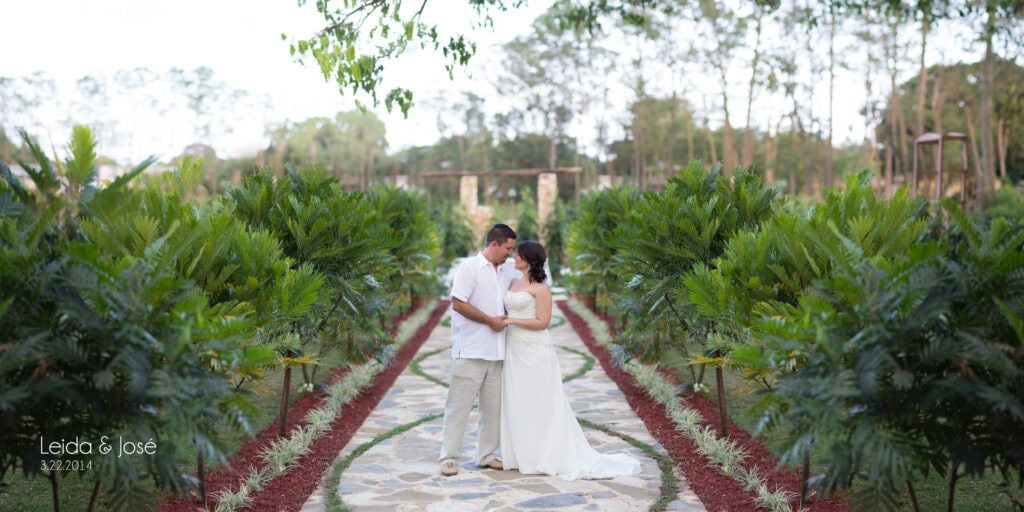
[439,358,503,466]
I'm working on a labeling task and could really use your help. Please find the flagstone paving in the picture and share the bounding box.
[301,302,707,511]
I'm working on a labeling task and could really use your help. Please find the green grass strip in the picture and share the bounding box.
[410,347,449,388]
[576,417,680,512]
[324,412,444,512]
[322,412,669,512]
[411,344,593,388]
[558,344,595,382]
[567,299,796,512]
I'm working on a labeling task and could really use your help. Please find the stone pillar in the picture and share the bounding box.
[537,172,558,243]
[459,175,491,245]
[460,175,478,211]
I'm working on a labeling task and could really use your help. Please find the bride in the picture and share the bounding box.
[499,240,641,480]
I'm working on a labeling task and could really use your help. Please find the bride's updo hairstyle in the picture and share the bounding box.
[517,240,547,284]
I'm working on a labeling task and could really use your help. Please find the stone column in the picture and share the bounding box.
[459,175,478,211]
[537,172,558,243]
[460,175,490,245]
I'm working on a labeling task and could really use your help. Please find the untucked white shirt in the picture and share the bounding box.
[449,252,518,361]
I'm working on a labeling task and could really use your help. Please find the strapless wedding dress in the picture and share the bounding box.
[499,290,641,480]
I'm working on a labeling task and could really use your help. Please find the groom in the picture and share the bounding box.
[439,223,517,477]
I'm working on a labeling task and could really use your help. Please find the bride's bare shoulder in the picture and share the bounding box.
[529,281,552,299]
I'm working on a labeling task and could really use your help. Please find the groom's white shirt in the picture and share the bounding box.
[449,252,518,361]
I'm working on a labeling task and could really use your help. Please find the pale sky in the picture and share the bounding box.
[2,0,987,164]
[1,0,552,161]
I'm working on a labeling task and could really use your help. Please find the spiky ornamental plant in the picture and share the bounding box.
[229,166,396,436]
[687,172,932,393]
[685,171,933,501]
[542,198,571,282]
[515,190,539,243]
[0,127,254,510]
[76,159,324,502]
[566,184,639,313]
[366,185,441,315]
[744,198,1023,511]
[611,161,777,435]
[429,199,475,268]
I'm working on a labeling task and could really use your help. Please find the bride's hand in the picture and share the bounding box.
[502,318,515,327]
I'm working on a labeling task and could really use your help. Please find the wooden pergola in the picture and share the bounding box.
[418,167,583,202]
[417,167,583,243]
[912,132,970,210]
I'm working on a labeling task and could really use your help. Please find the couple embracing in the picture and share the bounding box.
[439,224,641,480]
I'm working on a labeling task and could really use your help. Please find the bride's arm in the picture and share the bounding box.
[504,286,552,330]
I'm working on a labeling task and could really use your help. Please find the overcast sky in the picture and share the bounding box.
[2,0,987,164]
[1,0,552,161]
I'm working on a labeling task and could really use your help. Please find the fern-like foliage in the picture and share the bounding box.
[366,185,441,304]
[230,166,397,363]
[430,199,476,268]
[612,161,778,358]
[745,195,1024,510]
[565,183,639,307]
[0,127,260,508]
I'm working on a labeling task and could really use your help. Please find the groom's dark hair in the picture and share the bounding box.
[486,224,516,246]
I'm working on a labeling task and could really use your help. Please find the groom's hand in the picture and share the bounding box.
[487,315,508,332]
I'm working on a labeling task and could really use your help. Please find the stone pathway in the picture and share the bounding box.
[301,302,706,511]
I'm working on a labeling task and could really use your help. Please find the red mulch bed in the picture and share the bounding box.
[558,301,848,512]
[159,301,449,512]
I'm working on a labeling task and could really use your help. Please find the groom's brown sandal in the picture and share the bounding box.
[440,461,458,476]
[484,458,503,470]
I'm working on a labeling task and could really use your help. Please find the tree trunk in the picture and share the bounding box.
[197,446,207,506]
[824,9,836,190]
[670,91,679,171]
[947,464,960,512]
[964,103,983,192]
[715,365,729,437]
[719,72,738,178]
[865,52,877,171]
[742,10,764,169]
[279,366,292,438]
[885,23,899,199]
[367,145,377,188]
[685,100,695,164]
[931,73,945,135]
[894,20,909,179]
[801,446,811,504]
[907,480,922,512]
[457,135,467,171]
[49,470,61,512]
[916,19,929,138]
[705,116,718,168]
[997,118,1008,178]
[790,107,801,196]
[87,480,100,512]
[978,7,997,205]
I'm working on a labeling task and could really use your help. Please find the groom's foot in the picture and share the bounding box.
[483,458,503,470]
[440,461,458,476]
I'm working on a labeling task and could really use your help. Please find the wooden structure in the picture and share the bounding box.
[418,167,583,201]
[419,167,583,243]
[912,132,970,209]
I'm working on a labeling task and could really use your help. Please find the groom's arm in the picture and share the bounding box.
[452,297,506,332]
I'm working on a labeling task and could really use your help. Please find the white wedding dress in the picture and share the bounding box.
[499,290,641,480]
